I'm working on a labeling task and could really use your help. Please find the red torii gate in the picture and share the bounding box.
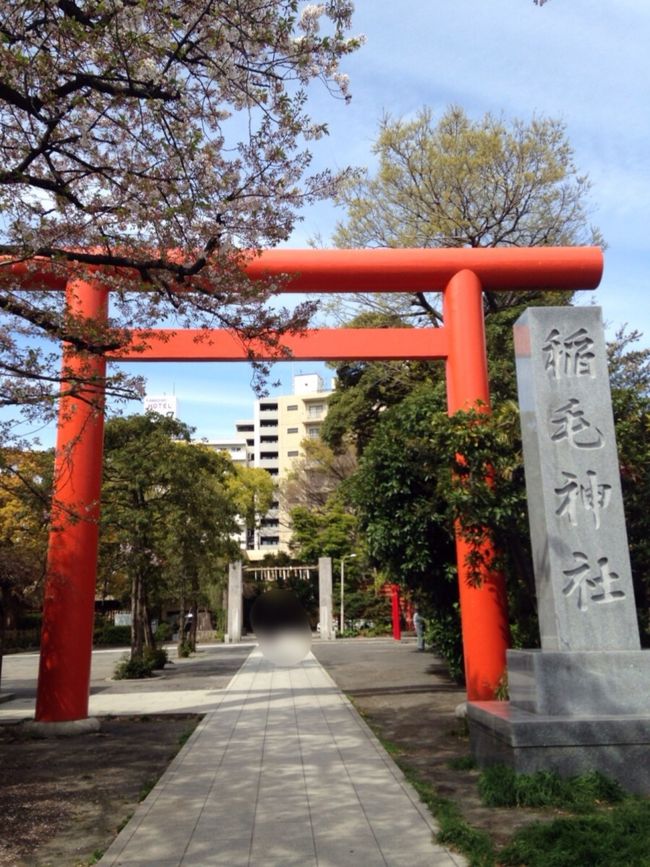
[9,247,603,722]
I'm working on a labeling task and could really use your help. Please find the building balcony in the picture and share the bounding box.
[258,459,279,470]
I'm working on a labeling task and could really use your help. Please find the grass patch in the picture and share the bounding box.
[478,765,625,811]
[378,736,403,757]
[403,770,496,867]
[116,812,133,834]
[138,777,158,802]
[447,755,477,771]
[348,693,650,867]
[498,799,650,867]
[178,725,196,749]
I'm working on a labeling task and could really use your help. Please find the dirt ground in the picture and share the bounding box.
[0,639,549,866]
[0,715,199,867]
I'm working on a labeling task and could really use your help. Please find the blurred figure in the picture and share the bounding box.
[413,609,426,651]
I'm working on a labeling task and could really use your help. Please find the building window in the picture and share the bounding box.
[287,427,299,434]
[307,427,320,439]
[308,403,324,418]
[287,450,299,457]
[287,404,298,411]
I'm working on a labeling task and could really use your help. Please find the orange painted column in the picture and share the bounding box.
[443,269,510,701]
[391,584,402,641]
[35,279,108,722]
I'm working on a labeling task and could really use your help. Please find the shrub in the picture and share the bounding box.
[214,609,227,634]
[143,646,169,670]
[425,606,464,683]
[177,641,192,658]
[113,655,154,679]
[3,629,40,650]
[94,624,132,647]
[362,624,392,637]
[154,622,172,643]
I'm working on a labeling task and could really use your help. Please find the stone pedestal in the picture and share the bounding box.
[468,649,650,794]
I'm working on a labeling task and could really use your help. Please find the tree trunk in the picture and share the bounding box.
[188,571,199,651]
[131,571,145,660]
[189,601,198,651]
[142,585,155,650]
[177,588,186,654]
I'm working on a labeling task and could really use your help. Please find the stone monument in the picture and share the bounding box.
[467,306,650,793]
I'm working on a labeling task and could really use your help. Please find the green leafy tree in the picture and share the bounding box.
[318,311,445,454]
[321,103,604,452]
[608,330,650,644]
[0,448,52,685]
[324,105,600,325]
[100,413,239,660]
[226,465,275,548]
[290,497,359,564]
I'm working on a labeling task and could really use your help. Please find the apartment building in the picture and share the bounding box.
[233,373,332,559]
[149,375,332,558]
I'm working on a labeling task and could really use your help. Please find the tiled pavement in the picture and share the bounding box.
[98,649,466,867]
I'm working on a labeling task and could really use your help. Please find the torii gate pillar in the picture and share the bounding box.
[36,279,108,722]
[444,270,510,698]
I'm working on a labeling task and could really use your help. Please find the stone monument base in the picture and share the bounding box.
[467,649,650,795]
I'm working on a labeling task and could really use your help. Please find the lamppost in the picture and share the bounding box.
[340,553,356,635]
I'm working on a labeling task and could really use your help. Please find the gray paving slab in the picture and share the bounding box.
[98,649,466,867]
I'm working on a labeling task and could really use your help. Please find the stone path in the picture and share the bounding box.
[98,648,466,867]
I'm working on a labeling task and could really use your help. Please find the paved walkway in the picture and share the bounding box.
[98,648,466,867]
[0,644,254,722]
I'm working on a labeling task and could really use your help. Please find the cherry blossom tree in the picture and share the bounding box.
[0,1,362,441]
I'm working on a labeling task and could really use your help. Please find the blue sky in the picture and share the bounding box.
[106,1,650,442]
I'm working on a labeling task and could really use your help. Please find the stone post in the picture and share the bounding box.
[226,561,243,643]
[318,557,334,640]
[514,306,640,651]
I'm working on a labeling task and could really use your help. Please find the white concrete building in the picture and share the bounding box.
[203,437,252,467]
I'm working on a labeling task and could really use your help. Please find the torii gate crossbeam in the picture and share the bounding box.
[9,247,602,721]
